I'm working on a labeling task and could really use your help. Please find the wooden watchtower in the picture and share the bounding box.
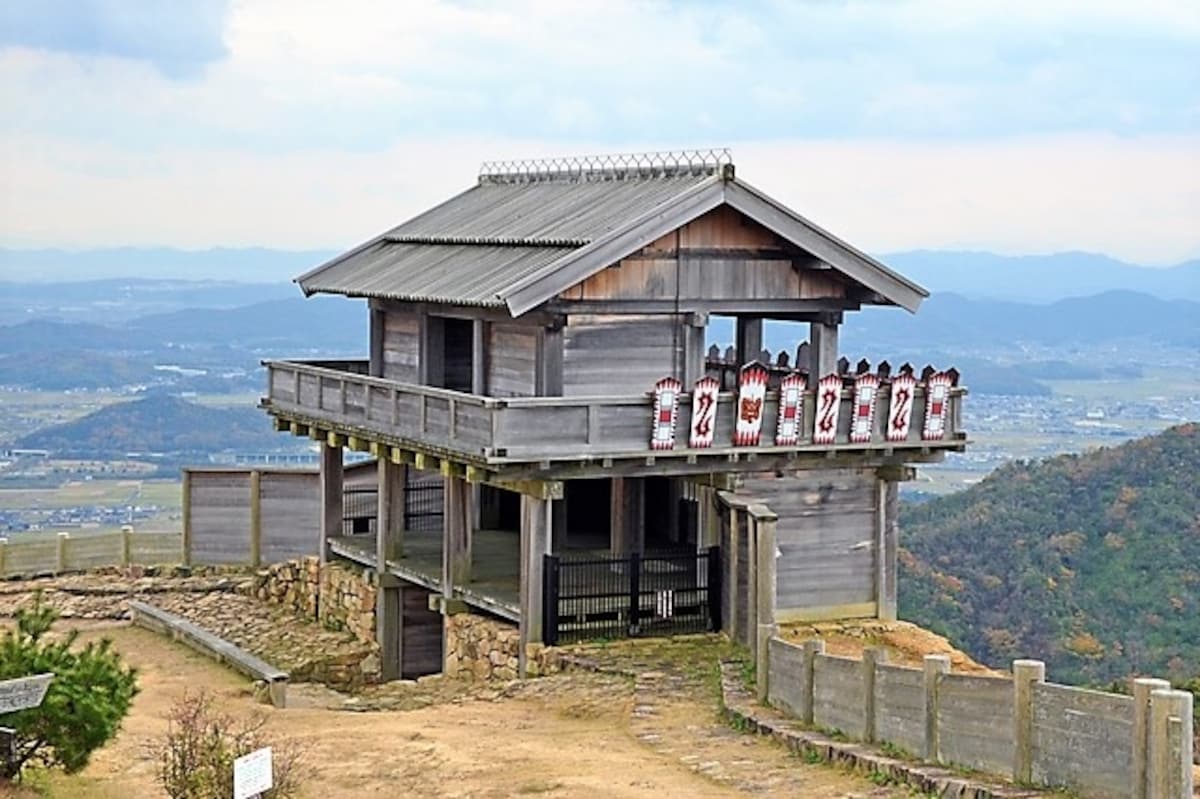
[262,149,966,679]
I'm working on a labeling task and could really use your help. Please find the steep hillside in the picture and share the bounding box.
[15,395,284,456]
[899,423,1200,686]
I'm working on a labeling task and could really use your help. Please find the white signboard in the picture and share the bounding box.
[233,746,273,799]
[0,673,54,714]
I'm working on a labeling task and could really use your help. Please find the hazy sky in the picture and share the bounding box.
[1,0,1198,264]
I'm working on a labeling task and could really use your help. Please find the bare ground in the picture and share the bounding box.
[21,624,914,798]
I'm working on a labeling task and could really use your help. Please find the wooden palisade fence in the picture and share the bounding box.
[0,529,182,578]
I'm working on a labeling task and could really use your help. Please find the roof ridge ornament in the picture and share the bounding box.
[478,148,734,184]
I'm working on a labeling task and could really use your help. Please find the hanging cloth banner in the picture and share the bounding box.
[733,363,768,446]
[922,372,953,441]
[850,373,880,444]
[774,373,806,446]
[650,376,682,450]
[813,373,843,445]
[886,373,917,442]
[689,375,720,448]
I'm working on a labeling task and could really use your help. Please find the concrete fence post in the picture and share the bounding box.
[863,646,886,743]
[801,639,825,725]
[1149,688,1194,799]
[1012,659,1046,783]
[922,654,950,761]
[1132,677,1171,799]
[56,531,70,573]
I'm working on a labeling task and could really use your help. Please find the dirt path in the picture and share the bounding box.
[30,624,909,798]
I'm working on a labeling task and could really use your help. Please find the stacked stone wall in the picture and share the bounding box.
[444,613,563,680]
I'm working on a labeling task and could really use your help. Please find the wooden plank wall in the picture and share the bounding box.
[488,320,539,397]
[186,470,320,566]
[740,469,878,616]
[400,586,444,678]
[562,314,684,396]
[560,206,848,302]
[381,304,420,383]
[258,471,320,563]
[188,471,253,564]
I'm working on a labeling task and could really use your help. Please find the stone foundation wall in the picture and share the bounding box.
[445,613,521,681]
[251,557,381,687]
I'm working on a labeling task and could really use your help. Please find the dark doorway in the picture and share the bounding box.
[439,317,475,393]
[565,479,611,550]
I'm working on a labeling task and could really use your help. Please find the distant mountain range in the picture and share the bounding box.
[2,247,1197,302]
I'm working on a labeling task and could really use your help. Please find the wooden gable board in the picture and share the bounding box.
[504,178,927,316]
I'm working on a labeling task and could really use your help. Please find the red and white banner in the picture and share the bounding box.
[733,364,768,446]
[650,376,682,450]
[850,374,880,444]
[813,374,843,445]
[774,373,806,446]
[922,373,953,441]
[688,376,720,448]
[886,374,917,442]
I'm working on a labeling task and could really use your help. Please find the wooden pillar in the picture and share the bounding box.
[369,300,385,377]
[876,479,899,621]
[377,459,406,565]
[319,442,343,565]
[810,319,839,376]
[753,505,778,703]
[442,475,472,589]
[538,322,564,396]
[1012,658,1045,781]
[471,319,487,394]
[375,576,401,682]
[551,495,567,554]
[249,470,262,567]
[519,493,551,676]
[683,312,707,385]
[181,469,192,566]
[736,316,763,364]
[609,477,645,556]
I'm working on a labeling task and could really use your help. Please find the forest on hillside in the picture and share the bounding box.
[899,423,1200,688]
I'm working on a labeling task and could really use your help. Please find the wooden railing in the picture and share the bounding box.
[263,360,966,466]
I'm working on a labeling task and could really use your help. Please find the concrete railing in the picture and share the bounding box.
[767,637,1194,799]
[0,530,182,578]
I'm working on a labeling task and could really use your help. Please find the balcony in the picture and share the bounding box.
[263,359,966,476]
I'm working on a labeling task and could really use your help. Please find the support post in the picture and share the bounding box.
[1149,688,1194,799]
[121,527,132,566]
[1133,677,1171,799]
[609,477,644,556]
[249,470,262,568]
[551,495,567,553]
[736,316,763,364]
[375,576,401,682]
[519,494,551,676]
[319,442,343,565]
[369,301,385,378]
[377,459,406,565]
[56,532,69,573]
[863,646,886,743]
[442,475,472,587]
[754,506,778,704]
[181,469,192,566]
[810,319,839,376]
[923,654,951,762]
[0,538,6,578]
[683,312,707,385]
[1012,658,1045,782]
[800,639,824,725]
[876,478,898,621]
[726,505,740,643]
[471,318,487,394]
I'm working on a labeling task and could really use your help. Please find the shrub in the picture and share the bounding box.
[157,690,305,799]
[0,594,138,781]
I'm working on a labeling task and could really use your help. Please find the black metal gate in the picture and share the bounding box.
[542,547,721,645]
